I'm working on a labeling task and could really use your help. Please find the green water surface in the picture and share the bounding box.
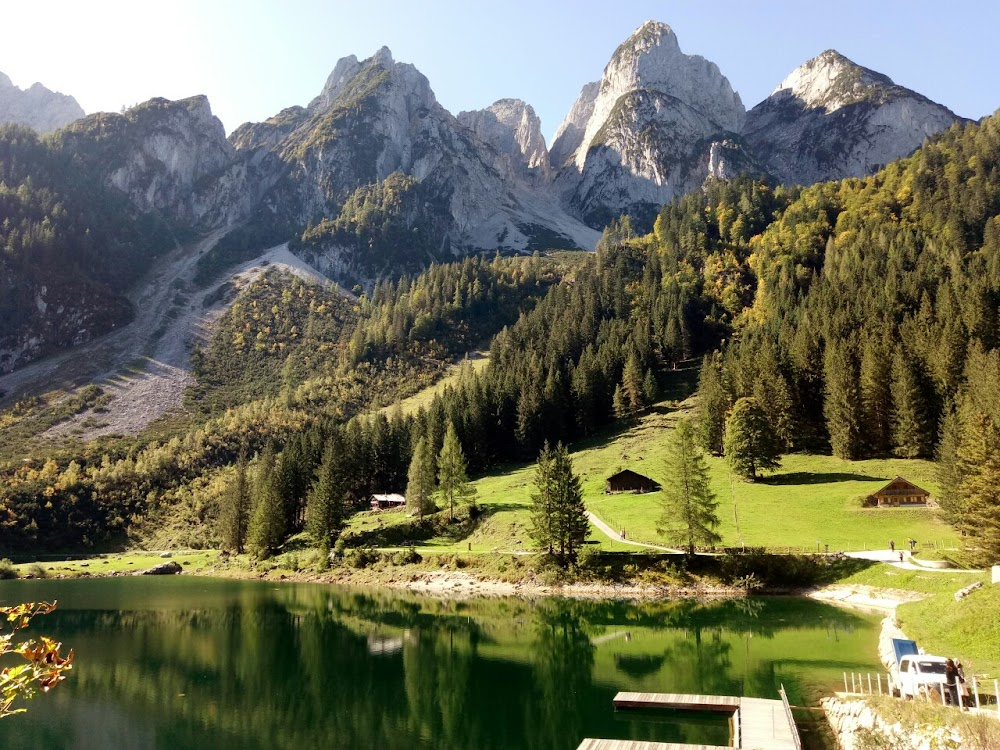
[0,578,881,749]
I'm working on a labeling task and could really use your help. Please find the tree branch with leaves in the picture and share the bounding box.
[1,601,73,718]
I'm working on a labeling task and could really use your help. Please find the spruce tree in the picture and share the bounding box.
[219,444,250,554]
[859,334,892,455]
[306,440,346,545]
[658,417,720,555]
[724,397,781,481]
[530,442,589,566]
[823,339,863,460]
[406,436,437,517]
[696,353,728,455]
[621,352,645,414]
[956,412,1000,565]
[891,346,932,458]
[437,422,475,520]
[247,441,286,559]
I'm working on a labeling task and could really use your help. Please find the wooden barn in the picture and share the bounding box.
[869,477,931,507]
[369,493,407,511]
[605,470,659,494]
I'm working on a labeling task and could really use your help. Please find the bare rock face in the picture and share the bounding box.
[236,47,598,281]
[457,98,551,184]
[742,50,963,185]
[0,71,84,133]
[553,21,748,228]
[60,96,251,229]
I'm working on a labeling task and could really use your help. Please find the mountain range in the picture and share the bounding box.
[0,21,973,374]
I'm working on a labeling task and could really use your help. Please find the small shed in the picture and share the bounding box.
[869,477,931,507]
[369,493,407,511]
[605,470,659,494]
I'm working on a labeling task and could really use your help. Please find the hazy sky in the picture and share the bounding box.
[4,0,998,142]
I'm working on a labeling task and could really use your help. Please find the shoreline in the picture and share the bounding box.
[22,560,918,605]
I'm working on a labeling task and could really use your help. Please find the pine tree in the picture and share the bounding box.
[219,444,250,553]
[406,436,437,517]
[658,417,720,554]
[530,442,589,566]
[891,346,932,458]
[859,334,892,455]
[437,422,475,520]
[823,339,863,459]
[306,440,347,545]
[956,412,1000,565]
[724,397,781,481]
[696,353,728,455]
[621,352,645,414]
[935,402,965,524]
[247,441,286,559]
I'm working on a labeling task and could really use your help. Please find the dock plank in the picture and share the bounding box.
[576,741,731,750]
[738,697,799,750]
[613,692,740,712]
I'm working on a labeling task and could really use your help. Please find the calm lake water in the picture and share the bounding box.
[0,578,882,750]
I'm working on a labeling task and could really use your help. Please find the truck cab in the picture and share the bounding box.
[897,655,949,699]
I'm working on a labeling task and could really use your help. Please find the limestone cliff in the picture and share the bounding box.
[0,71,84,133]
[742,50,963,185]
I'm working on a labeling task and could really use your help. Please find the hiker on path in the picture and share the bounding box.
[890,540,895,552]
[909,538,916,552]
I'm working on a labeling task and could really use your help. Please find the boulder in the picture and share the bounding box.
[142,561,183,575]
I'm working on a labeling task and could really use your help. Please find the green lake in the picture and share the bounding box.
[0,578,882,749]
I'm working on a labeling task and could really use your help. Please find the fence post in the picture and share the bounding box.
[939,682,946,704]
[851,673,856,693]
[974,677,980,710]
[868,674,873,695]
[878,674,882,695]
[994,680,999,715]
[844,673,849,694]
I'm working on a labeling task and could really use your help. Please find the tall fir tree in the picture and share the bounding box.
[305,439,347,545]
[405,436,437,517]
[219,444,250,554]
[697,353,729,455]
[247,441,286,559]
[859,334,893,455]
[437,422,475,520]
[530,442,589,566]
[724,397,781,481]
[823,338,863,460]
[891,346,932,458]
[658,417,720,554]
[955,412,1000,565]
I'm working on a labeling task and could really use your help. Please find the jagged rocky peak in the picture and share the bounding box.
[457,98,551,181]
[572,20,745,170]
[549,81,599,170]
[0,70,85,133]
[743,50,963,186]
[552,20,750,229]
[772,49,903,112]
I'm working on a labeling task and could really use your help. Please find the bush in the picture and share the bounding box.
[0,559,18,580]
[390,547,422,566]
[27,563,47,579]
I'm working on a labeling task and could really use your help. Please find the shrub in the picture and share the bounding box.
[27,563,47,579]
[0,559,18,580]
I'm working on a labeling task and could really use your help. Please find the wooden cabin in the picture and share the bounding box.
[869,477,931,507]
[369,493,407,511]
[605,470,659,494]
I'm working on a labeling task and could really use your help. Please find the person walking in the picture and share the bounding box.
[944,658,962,708]
[890,540,895,552]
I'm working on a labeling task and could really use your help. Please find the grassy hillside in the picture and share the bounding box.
[354,369,955,555]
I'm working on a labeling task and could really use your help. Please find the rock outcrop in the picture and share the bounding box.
[552,21,750,228]
[457,98,551,183]
[59,96,251,229]
[742,50,963,186]
[0,71,84,133]
[232,47,597,281]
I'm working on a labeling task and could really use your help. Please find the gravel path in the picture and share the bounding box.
[585,511,680,552]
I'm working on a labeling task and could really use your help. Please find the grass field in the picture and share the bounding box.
[414,387,958,555]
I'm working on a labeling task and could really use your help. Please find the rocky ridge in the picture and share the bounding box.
[550,21,752,227]
[457,98,551,184]
[0,71,84,133]
[742,50,962,185]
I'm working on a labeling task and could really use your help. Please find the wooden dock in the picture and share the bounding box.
[576,690,801,750]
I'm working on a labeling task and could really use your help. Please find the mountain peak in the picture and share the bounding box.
[773,49,896,112]
[0,71,84,133]
[372,46,394,66]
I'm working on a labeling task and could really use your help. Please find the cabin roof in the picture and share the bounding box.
[606,469,656,484]
[871,476,929,497]
[370,493,406,503]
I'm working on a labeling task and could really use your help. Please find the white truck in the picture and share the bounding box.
[896,654,950,699]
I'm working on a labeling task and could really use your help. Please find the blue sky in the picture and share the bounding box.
[4,0,997,142]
